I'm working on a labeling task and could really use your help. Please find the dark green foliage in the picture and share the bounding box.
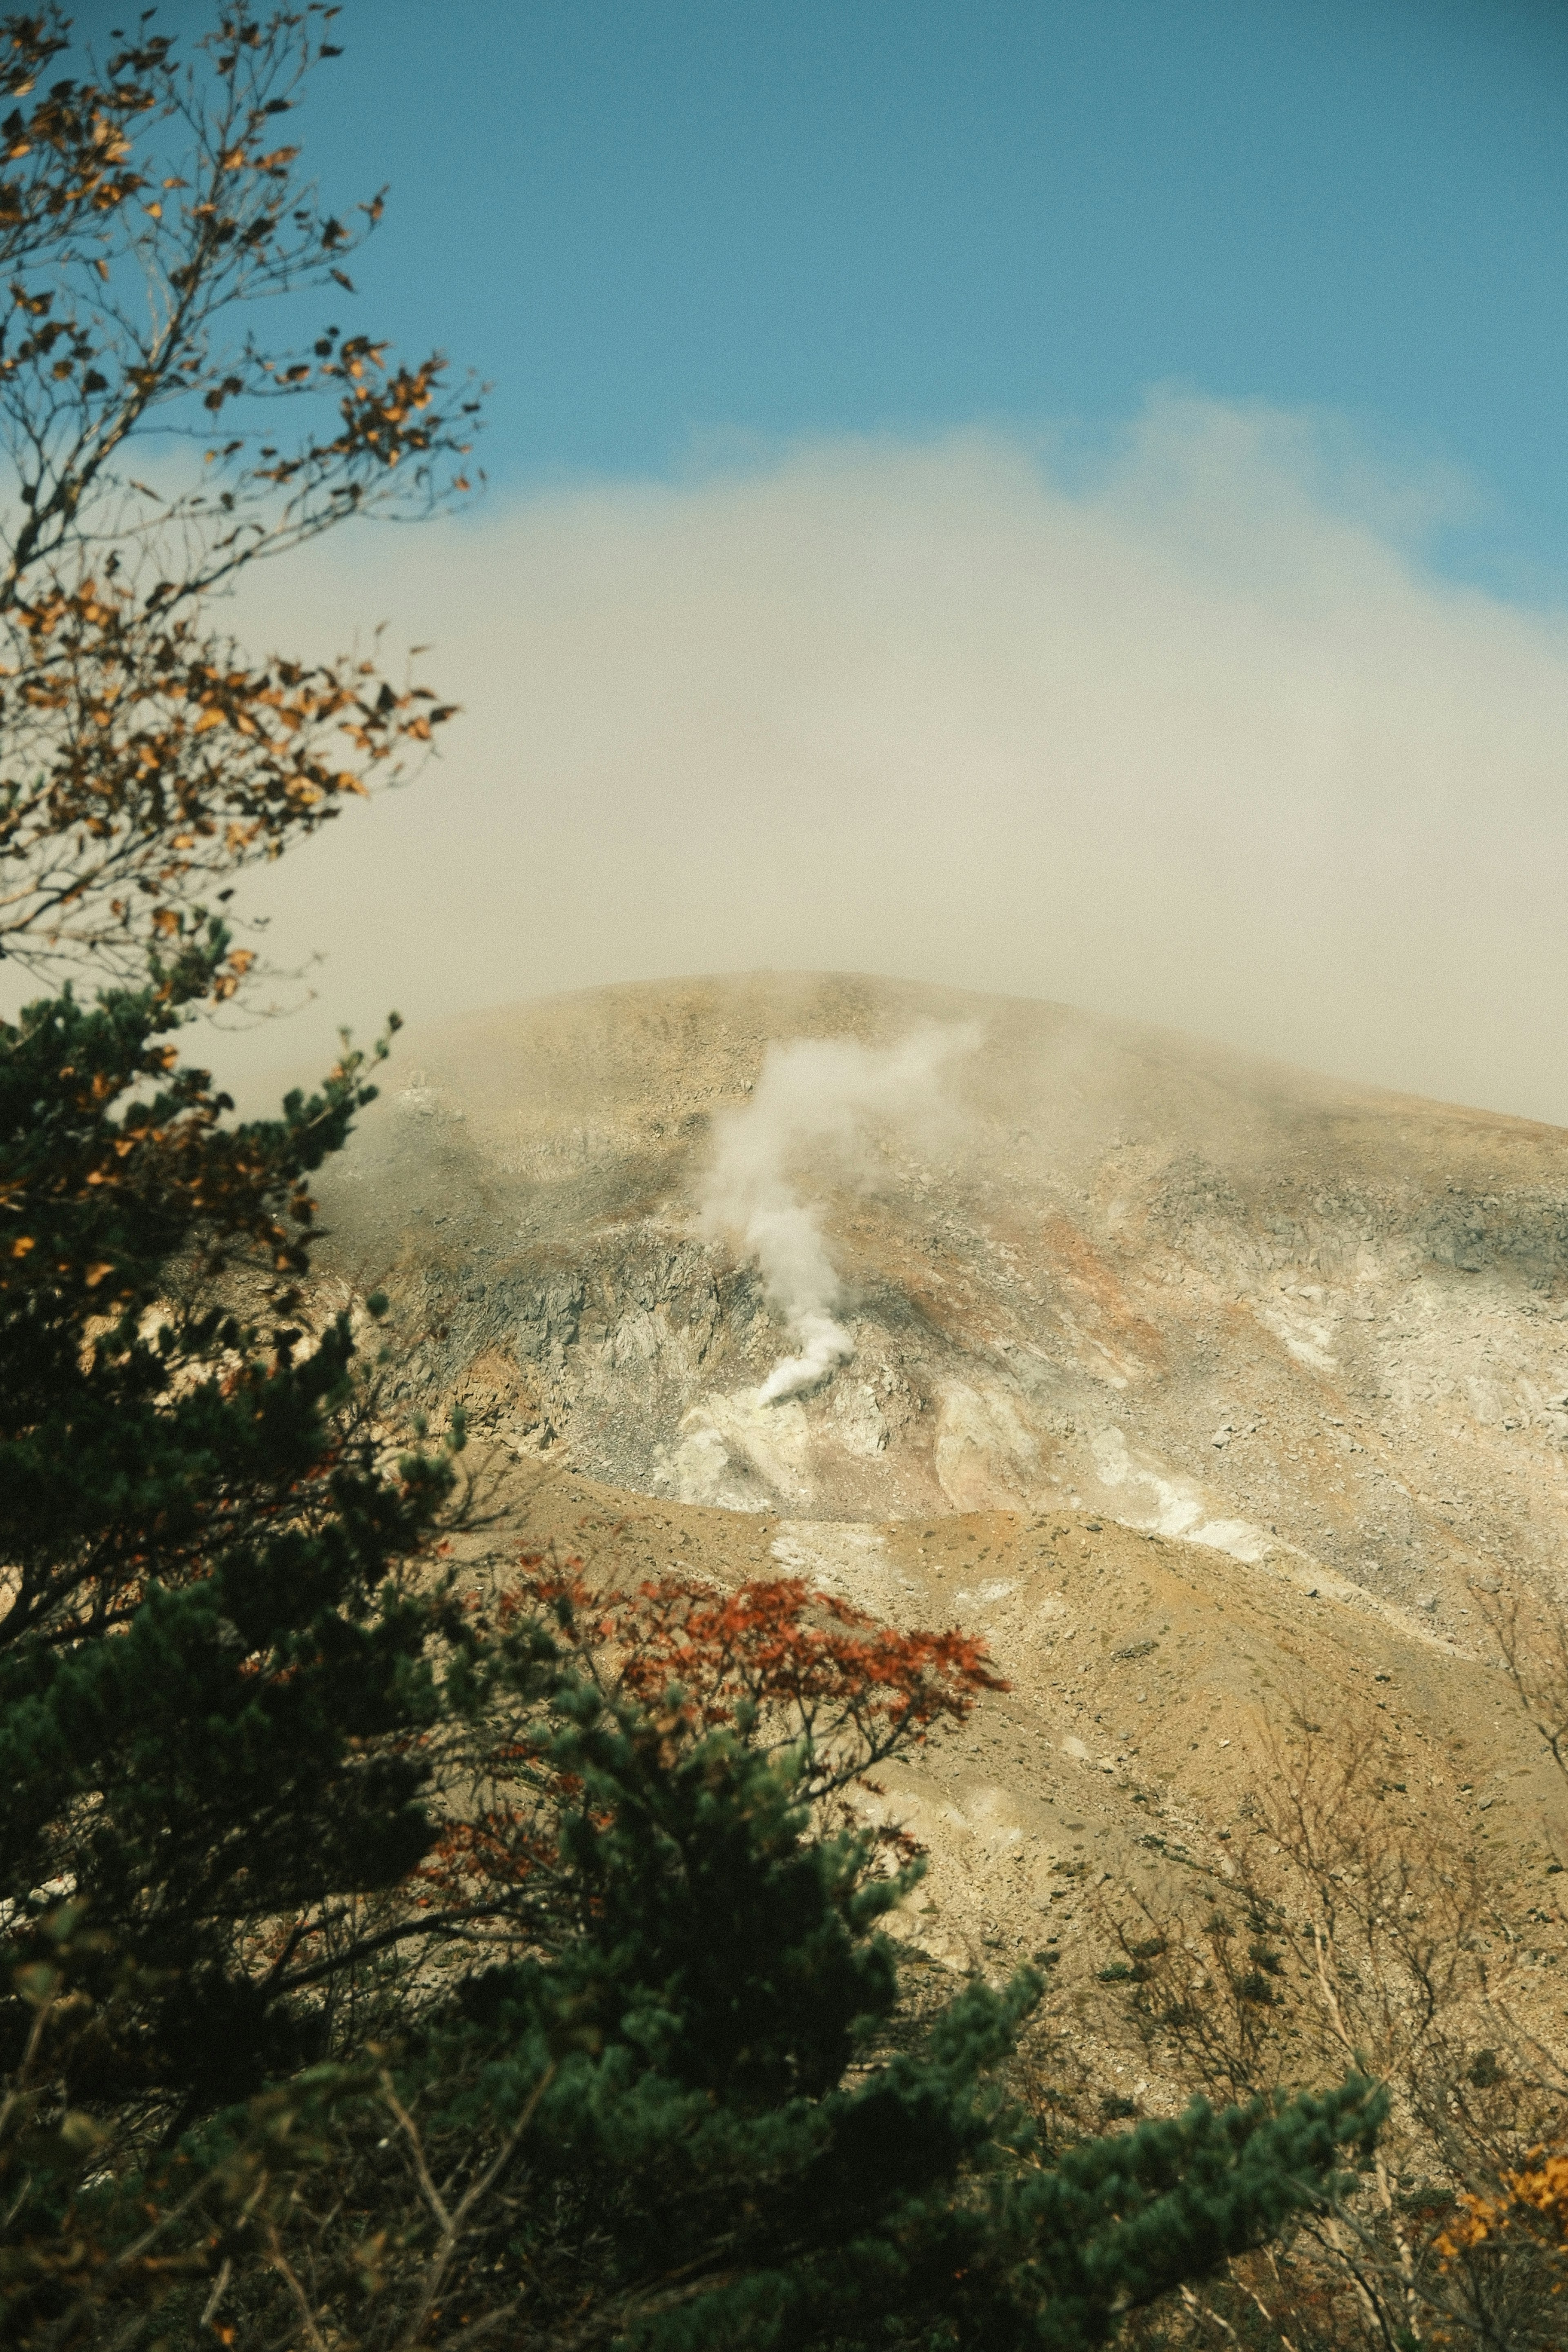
[0,940,461,2105]
[1,1669,1386,2352]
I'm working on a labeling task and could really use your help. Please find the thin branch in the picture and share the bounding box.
[198,2254,233,2333]
[382,2062,556,2352]
[263,2222,331,2352]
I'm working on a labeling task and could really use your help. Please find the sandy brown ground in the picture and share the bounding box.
[469,1460,1568,2015]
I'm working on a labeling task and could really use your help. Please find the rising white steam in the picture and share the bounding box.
[703,1026,978,1404]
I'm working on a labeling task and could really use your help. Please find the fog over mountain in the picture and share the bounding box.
[219,394,1568,1125]
[163,391,1568,1980]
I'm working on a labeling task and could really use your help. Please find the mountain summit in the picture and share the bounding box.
[316,971,1568,1640]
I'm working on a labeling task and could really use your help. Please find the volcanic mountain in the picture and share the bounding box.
[316,972,1568,1625]
[307,972,1568,1982]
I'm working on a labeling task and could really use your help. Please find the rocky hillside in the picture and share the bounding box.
[315,971,1568,1648]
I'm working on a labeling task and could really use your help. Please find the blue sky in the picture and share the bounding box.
[272,0,1568,600]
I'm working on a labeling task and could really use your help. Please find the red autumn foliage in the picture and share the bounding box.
[412,1809,560,1910]
[503,1559,1005,1777]
[414,1560,1005,1913]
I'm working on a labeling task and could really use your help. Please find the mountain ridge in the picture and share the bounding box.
[310,971,1568,1647]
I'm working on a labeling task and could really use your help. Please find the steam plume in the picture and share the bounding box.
[703,1026,978,1404]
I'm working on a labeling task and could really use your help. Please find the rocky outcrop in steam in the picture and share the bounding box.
[700,1025,978,1404]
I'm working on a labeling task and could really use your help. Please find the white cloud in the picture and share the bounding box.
[217,391,1568,1123]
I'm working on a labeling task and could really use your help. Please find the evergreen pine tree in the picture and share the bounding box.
[4,1566,1386,2350]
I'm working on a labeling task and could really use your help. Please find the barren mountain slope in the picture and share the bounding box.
[486,1464,1568,2041]
[315,971,1568,1645]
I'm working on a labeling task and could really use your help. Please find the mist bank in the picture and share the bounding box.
[194,392,1568,1124]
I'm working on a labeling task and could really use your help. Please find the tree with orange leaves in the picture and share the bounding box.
[410,1563,1007,1931]
[0,2,477,2123]
[0,5,474,984]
